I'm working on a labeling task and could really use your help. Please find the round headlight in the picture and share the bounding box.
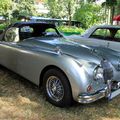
[93,67,104,81]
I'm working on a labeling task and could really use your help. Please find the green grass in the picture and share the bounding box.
[0,66,120,120]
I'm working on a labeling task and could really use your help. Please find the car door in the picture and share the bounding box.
[108,29,120,52]
[0,27,19,71]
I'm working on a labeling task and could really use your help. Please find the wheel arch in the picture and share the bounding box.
[39,65,72,95]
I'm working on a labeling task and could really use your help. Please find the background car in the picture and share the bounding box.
[67,25,120,52]
[0,22,119,107]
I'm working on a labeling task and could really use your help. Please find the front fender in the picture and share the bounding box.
[47,55,96,101]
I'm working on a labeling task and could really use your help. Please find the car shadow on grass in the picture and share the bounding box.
[0,65,120,120]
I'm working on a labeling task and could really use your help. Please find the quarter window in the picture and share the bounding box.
[114,30,120,39]
[90,29,111,40]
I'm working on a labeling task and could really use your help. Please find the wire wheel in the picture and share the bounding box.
[43,68,72,107]
[46,76,64,102]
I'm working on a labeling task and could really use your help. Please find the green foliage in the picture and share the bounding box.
[17,0,36,17]
[74,3,102,28]
[0,23,7,30]
[12,0,37,18]
[0,0,12,20]
[45,0,76,22]
[1,0,120,28]
[45,0,65,18]
[62,0,76,22]
[0,0,36,24]
[58,26,85,35]
[116,0,120,15]
[102,0,118,24]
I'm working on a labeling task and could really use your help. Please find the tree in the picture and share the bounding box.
[74,3,102,28]
[13,0,37,18]
[63,0,76,25]
[46,0,77,25]
[45,0,65,18]
[0,0,13,22]
[102,0,117,24]
[115,0,120,15]
[0,0,36,23]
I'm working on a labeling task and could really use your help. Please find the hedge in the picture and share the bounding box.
[57,26,85,36]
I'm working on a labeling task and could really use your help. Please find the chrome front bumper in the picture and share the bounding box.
[78,81,120,104]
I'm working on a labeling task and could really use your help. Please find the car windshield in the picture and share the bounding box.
[81,26,95,37]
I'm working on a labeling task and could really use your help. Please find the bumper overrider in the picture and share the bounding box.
[78,80,120,103]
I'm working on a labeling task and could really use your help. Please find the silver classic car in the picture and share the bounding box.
[0,22,119,107]
[67,25,120,52]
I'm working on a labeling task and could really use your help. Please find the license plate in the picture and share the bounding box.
[108,88,120,100]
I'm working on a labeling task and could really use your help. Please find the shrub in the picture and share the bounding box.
[57,26,85,35]
[0,23,7,30]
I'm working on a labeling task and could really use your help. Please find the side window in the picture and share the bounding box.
[114,30,120,41]
[90,29,111,40]
[20,26,34,40]
[45,28,58,36]
[4,27,19,42]
[20,26,33,33]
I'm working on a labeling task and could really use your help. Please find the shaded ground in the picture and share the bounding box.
[0,66,120,120]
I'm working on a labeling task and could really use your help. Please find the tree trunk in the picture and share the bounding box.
[111,6,115,25]
[108,7,111,24]
[108,6,115,25]
[104,3,108,24]
[68,1,72,26]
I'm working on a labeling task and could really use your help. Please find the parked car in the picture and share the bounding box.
[67,25,120,52]
[0,22,119,107]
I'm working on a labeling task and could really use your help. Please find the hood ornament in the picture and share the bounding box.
[54,46,62,54]
[91,48,97,53]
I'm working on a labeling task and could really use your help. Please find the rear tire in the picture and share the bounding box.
[43,68,72,107]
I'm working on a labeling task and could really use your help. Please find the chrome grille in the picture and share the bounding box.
[101,59,113,81]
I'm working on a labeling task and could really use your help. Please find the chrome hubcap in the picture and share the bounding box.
[46,76,64,102]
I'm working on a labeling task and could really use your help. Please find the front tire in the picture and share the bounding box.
[43,68,72,107]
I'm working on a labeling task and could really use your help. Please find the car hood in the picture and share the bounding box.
[65,35,83,41]
[19,37,103,64]
[92,46,120,71]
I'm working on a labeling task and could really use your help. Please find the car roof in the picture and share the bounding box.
[9,21,56,28]
[81,25,120,37]
[92,25,120,29]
